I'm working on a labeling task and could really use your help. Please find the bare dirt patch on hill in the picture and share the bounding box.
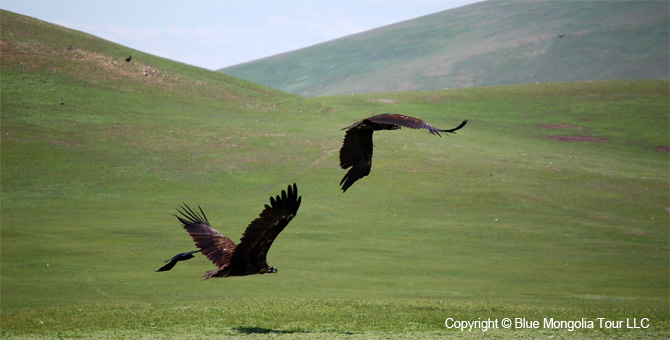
[551,135,609,143]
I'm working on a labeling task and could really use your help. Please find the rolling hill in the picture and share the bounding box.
[1,9,669,339]
[220,0,670,97]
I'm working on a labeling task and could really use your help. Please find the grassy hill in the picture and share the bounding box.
[220,0,669,97]
[1,10,669,339]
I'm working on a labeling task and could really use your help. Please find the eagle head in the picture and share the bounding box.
[261,265,277,274]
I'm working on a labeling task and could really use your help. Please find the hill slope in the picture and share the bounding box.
[1,10,668,339]
[220,0,669,96]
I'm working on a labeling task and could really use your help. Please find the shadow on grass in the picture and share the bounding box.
[233,326,355,336]
[232,326,303,335]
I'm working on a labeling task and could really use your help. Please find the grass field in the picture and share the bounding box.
[1,10,669,339]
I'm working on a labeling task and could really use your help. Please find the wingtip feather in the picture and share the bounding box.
[438,119,468,135]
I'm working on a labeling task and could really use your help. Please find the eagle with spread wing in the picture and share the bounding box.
[339,113,467,192]
[158,183,301,279]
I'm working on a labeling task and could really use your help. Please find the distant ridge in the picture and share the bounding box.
[220,1,669,97]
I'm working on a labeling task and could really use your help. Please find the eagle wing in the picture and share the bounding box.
[339,126,374,192]
[156,250,199,272]
[230,183,301,267]
[176,205,237,269]
[156,260,179,272]
[366,113,468,137]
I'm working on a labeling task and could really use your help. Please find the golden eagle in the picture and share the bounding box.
[159,183,301,279]
[339,113,467,192]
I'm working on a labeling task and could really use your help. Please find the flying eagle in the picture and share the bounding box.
[159,183,301,279]
[339,113,467,192]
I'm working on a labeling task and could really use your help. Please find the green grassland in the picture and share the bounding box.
[222,1,669,97]
[1,10,669,339]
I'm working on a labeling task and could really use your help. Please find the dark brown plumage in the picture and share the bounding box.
[175,183,301,279]
[339,113,467,192]
[125,55,132,62]
[156,250,200,272]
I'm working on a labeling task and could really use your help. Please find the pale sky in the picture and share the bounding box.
[1,0,481,70]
